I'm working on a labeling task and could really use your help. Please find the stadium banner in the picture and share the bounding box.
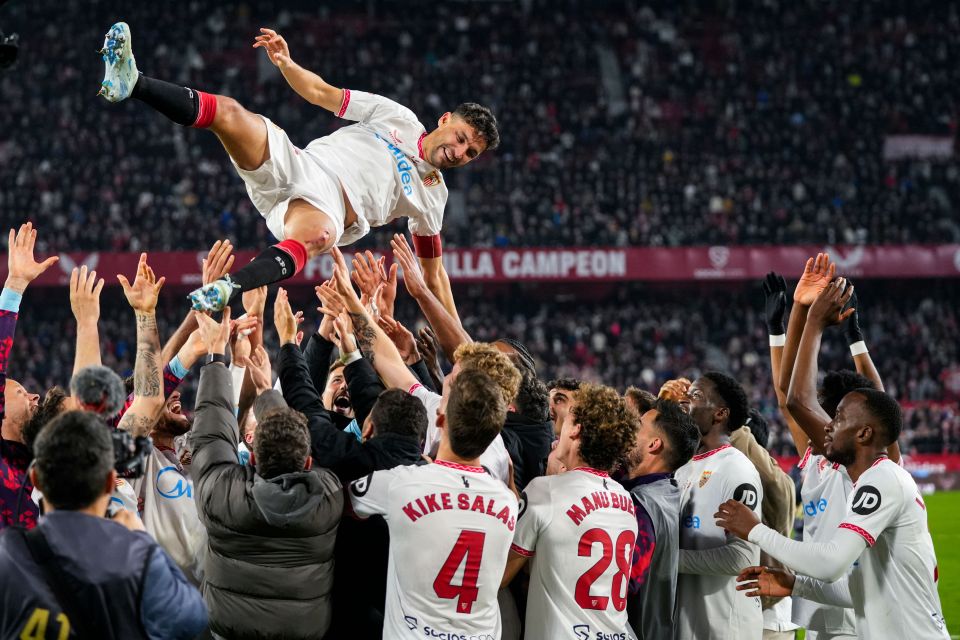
[4,244,960,286]
[775,454,960,493]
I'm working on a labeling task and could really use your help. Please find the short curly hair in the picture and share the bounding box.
[453,103,500,151]
[701,371,749,434]
[820,370,877,418]
[253,407,310,479]
[571,383,638,472]
[454,342,521,406]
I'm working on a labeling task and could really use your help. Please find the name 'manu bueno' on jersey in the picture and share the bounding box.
[511,468,638,640]
[348,460,517,639]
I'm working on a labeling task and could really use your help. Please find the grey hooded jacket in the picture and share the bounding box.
[191,363,342,640]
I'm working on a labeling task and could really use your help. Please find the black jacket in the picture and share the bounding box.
[500,411,555,490]
[302,334,353,431]
[279,344,423,484]
[192,363,342,640]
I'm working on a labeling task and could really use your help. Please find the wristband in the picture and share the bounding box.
[0,288,23,313]
[768,334,786,347]
[339,350,362,366]
[849,341,868,357]
[203,353,228,367]
[169,355,189,379]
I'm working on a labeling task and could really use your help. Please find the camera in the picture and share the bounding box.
[0,31,18,71]
[112,430,153,478]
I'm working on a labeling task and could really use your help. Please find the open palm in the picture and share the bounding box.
[793,253,836,305]
[118,253,165,313]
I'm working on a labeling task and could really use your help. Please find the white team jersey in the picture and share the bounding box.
[306,89,448,245]
[511,468,638,640]
[837,458,948,640]
[130,446,207,584]
[676,444,764,640]
[349,461,518,639]
[411,383,511,485]
[793,447,857,633]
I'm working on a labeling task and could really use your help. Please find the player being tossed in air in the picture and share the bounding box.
[501,383,639,640]
[96,22,498,312]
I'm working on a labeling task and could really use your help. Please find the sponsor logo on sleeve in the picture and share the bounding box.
[733,483,759,509]
[851,486,882,515]
[350,473,373,498]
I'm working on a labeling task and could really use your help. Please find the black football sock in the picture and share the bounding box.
[131,73,201,126]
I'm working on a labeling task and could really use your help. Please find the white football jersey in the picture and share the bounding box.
[306,90,448,245]
[130,446,207,585]
[410,383,511,485]
[837,458,948,640]
[349,461,518,639]
[675,444,764,640]
[793,447,857,634]
[511,468,638,640]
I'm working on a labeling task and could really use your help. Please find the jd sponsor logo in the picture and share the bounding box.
[733,483,759,509]
[851,486,882,515]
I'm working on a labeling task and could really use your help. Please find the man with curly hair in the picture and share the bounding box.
[675,371,764,640]
[501,383,639,640]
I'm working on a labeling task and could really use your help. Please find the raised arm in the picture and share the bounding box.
[778,254,835,401]
[392,234,471,362]
[2,223,59,424]
[116,254,167,437]
[761,272,808,456]
[322,248,419,391]
[786,278,855,453]
[253,29,344,112]
[69,266,105,374]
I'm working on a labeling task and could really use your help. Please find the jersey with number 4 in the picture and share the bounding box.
[348,461,518,640]
[511,468,638,640]
[675,444,763,640]
[837,458,948,640]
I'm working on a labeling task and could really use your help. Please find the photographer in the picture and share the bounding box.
[0,410,207,639]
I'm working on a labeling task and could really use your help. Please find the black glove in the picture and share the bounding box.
[761,271,787,334]
[843,288,864,344]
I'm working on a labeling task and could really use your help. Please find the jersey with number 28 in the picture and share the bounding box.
[348,461,518,639]
[511,468,639,640]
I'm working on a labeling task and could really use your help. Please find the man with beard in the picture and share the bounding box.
[623,399,700,639]
[675,372,764,640]
[130,388,207,586]
[717,387,948,640]
[1,223,58,530]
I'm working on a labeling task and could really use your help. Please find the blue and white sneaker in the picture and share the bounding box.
[188,278,237,313]
[98,22,138,102]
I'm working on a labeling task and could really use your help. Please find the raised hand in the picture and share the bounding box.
[417,326,444,389]
[390,233,429,298]
[377,262,399,319]
[253,28,292,69]
[761,271,787,334]
[378,315,419,364]
[658,378,691,402]
[351,250,386,300]
[736,566,796,599]
[194,307,232,355]
[70,265,105,323]
[5,222,59,292]
[793,253,836,306]
[242,285,268,319]
[807,277,855,330]
[118,253,165,313]
[202,239,235,285]
[329,247,364,311]
[273,287,299,345]
[332,311,359,355]
[843,290,864,344]
[240,345,273,393]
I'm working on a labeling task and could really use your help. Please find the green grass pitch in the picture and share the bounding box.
[927,491,959,636]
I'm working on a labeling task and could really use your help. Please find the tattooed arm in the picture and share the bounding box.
[322,248,419,391]
[116,254,167,437]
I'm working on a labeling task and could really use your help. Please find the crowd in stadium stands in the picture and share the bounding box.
[11,279,960,457]
[3,0,960,252]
